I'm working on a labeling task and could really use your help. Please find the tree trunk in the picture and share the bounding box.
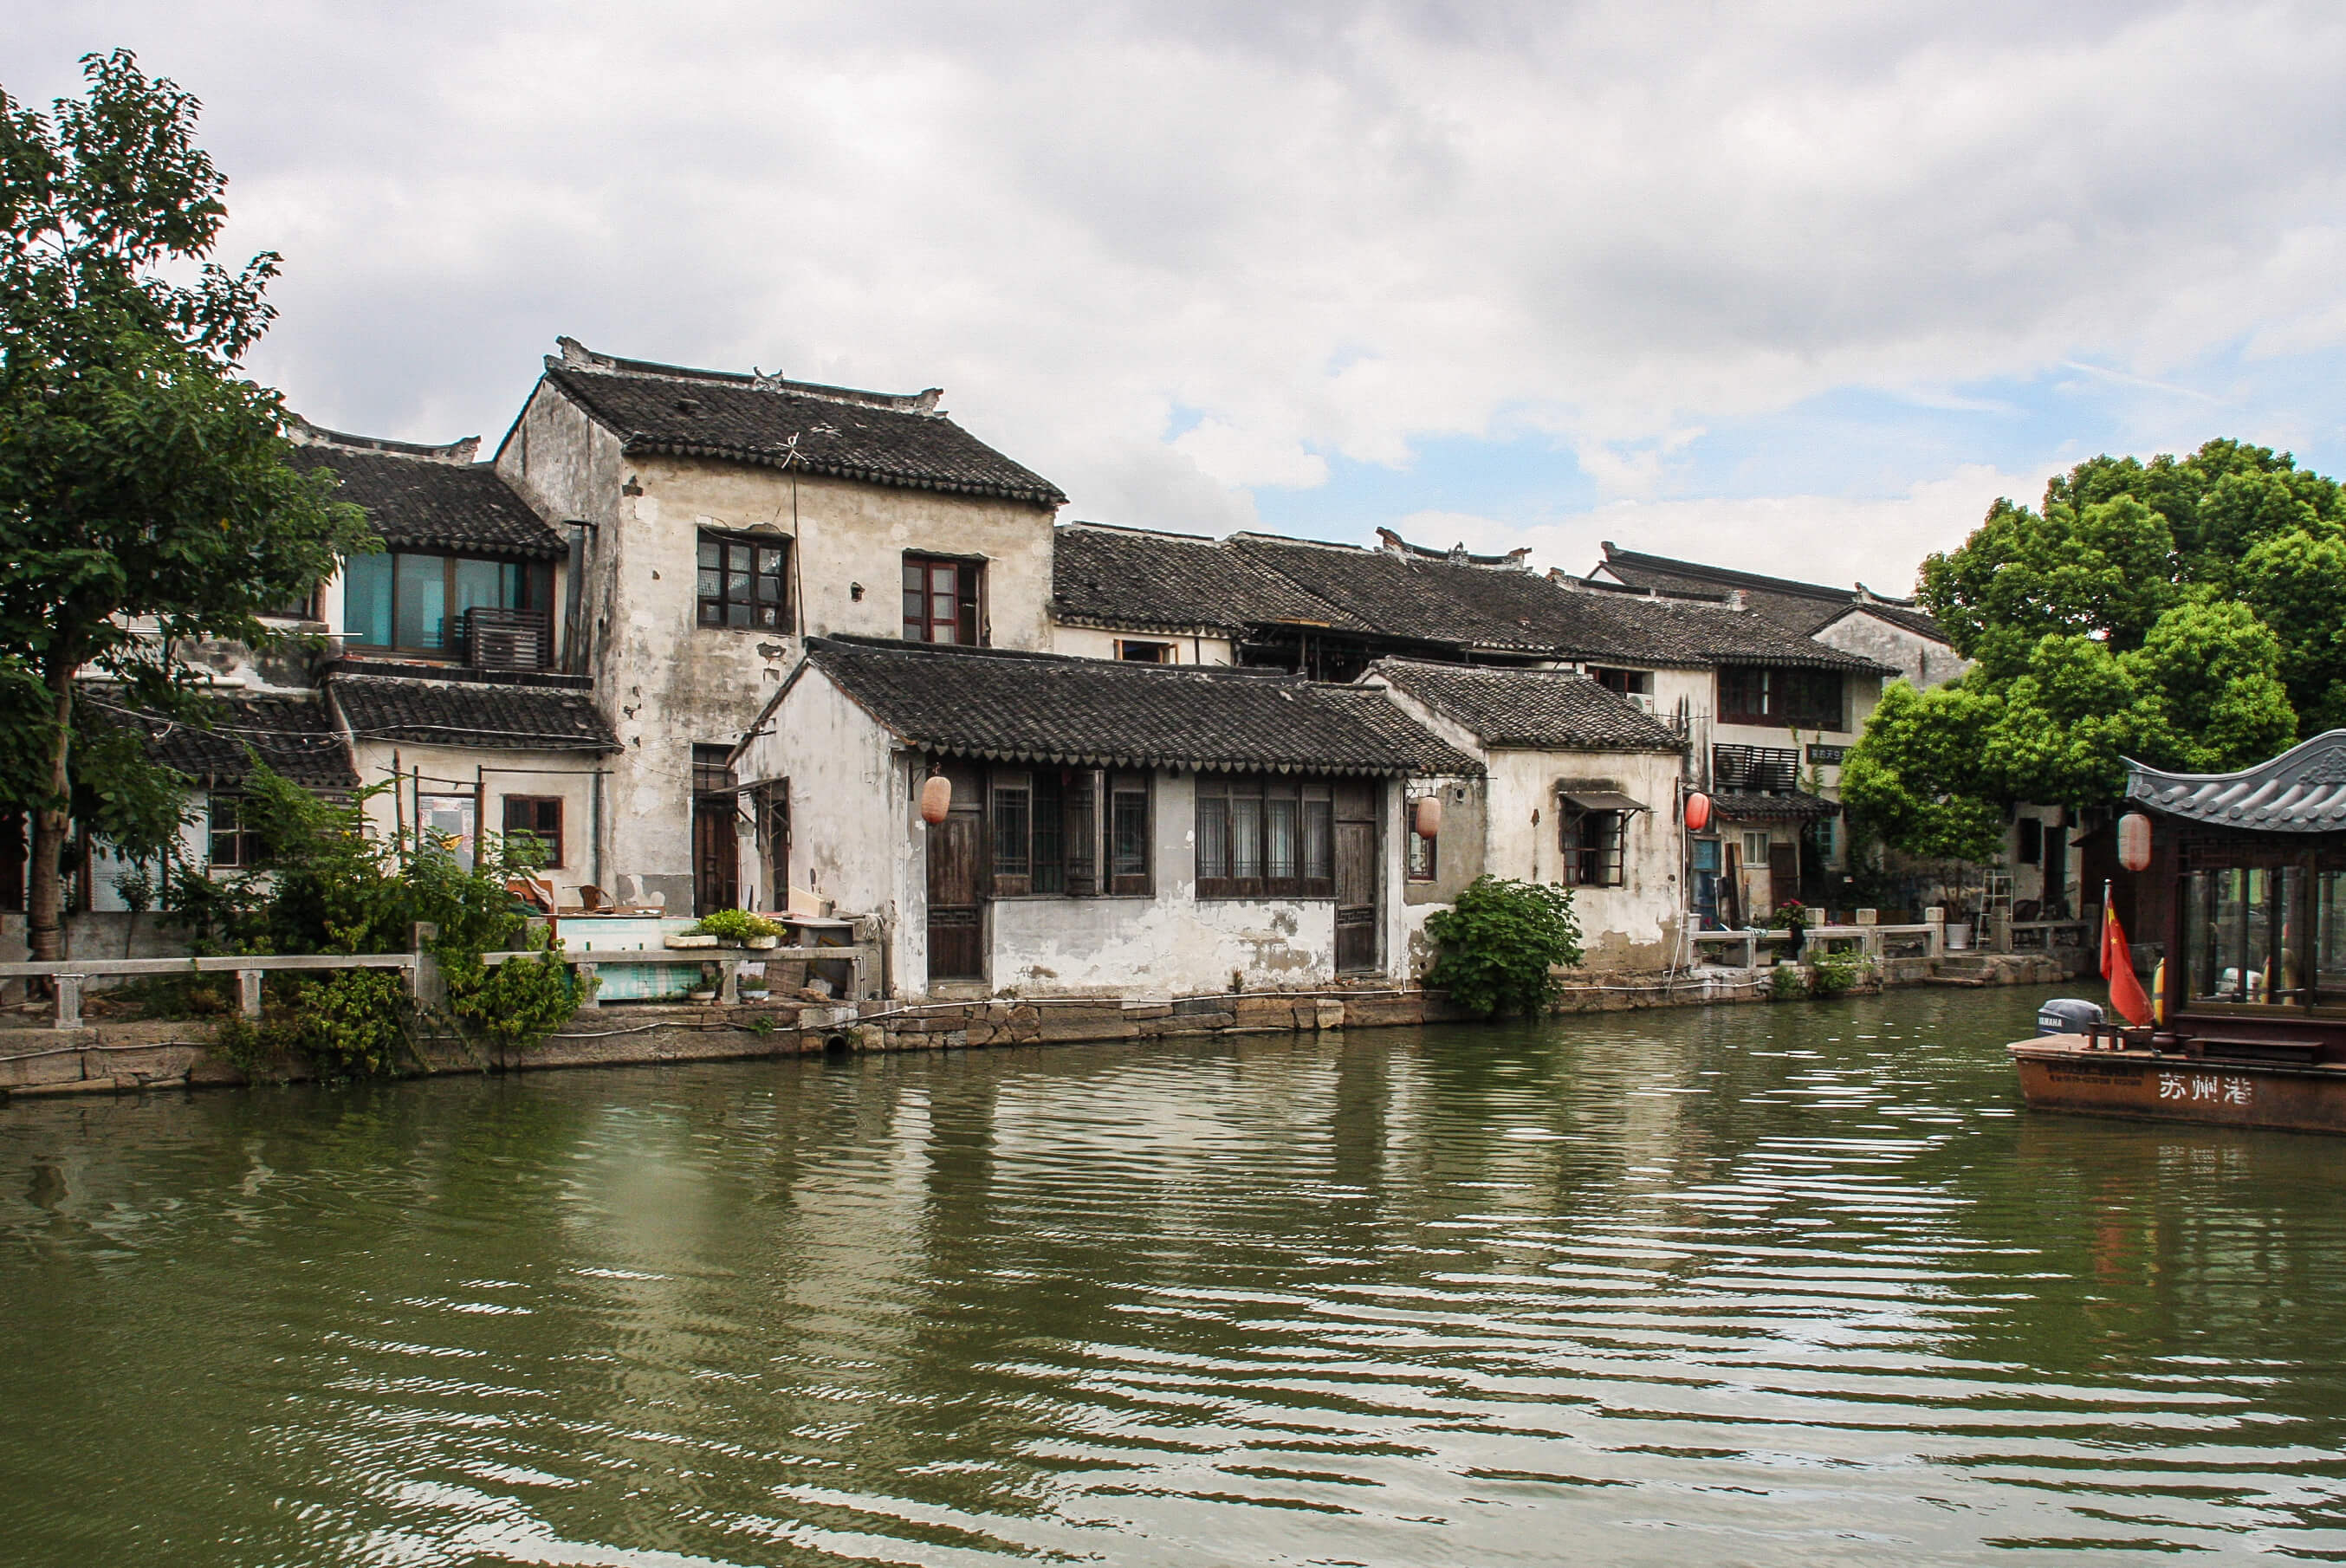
[25,662,72,962]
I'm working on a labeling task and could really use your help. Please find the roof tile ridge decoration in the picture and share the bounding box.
[1058,519,1221,541]
[1597,541,1918,608]
[1549,571,1734,606]
[1373,526,1535,571]
[288,416,481,465]
[1228,530,1383,554]
[549,336,943,416]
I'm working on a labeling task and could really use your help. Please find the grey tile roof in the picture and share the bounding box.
[1595,543,1944,643]
[83,687,359,791]
[1053,523,1362,633]
[290,441,567,560]
[1051,527,1896,671]
[1311,685,1490,775]
[540,341,1066,508]
[1367,659,1685,752]
[330,673,619,752]
[2127,731,2346,833]
[1229,535,1560,651]
[1706,790,1841,822]
[1531,581,1895,671]
[802,636,1479,775]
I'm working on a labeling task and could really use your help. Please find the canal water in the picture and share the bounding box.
[5,986,2345,1566]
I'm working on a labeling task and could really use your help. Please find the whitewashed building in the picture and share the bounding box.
[732,637,1478,999]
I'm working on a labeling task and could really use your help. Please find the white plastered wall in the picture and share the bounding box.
[502,379,1058,910]
[1048,624,1237,665]
[348,739,611,897]
[738,665,1404,998]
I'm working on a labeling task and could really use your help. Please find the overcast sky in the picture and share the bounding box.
[18,3,2346,594]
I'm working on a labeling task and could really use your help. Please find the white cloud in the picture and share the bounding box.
[13,2,2346,555]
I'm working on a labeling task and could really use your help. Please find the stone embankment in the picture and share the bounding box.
[0,950,2090,1100]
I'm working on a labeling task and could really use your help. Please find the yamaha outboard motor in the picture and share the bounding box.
[2037,997,2105,1036]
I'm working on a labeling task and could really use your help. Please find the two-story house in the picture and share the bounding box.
[492,339,1066,912]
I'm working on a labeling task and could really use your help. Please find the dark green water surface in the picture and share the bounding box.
[6,986,2346,1566]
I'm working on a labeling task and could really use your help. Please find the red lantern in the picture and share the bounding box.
[1413,794,1442,839]
[2118,811,2152,872]
[920,774,952,826]
[1684,792,1712,833]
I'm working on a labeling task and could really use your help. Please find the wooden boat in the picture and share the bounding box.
[2010,730,2346,1134]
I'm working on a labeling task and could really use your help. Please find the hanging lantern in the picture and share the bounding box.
[1413,794,1442,839]
[920,774,953,826]
[1684,792,1713,833]
[2117,811,2153,872]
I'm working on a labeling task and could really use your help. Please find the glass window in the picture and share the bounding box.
[350,552,535,658]
[2188,865,2304,1004]
[1111,785,1149,880]
[904,556,982,644]
[2317,871,2346,1004]
[1229,790,1262,879]
[1032,773,1065,895]
[1266,796,1299,879]
[992,781,1031,883]
[1564,810,1627,887]
[395,553,447,650]
[501,796,564,869]
[988,769,1149,896]
[1198,796,1229,881]
[697,532,788,630]
[207,796,264,869]
[1195,775,1338,898]
[344,554,392,646]
[452,558,506,622]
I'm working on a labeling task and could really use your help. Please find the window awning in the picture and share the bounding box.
[1558,789,1647,813]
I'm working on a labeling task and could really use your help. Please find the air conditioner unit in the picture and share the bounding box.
[467,608,548,671]
[1625,691,1656,714]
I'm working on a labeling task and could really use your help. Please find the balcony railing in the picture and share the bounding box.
[1711,743,1799,793]
[466,606,554,671]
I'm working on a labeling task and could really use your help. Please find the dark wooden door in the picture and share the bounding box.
[927,763,987,983]
[1767,841,1798,915]
[694,798,738,915]
[1333,781,1380,973]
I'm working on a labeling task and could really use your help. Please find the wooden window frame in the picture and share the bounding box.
[903,554,984,645]
[501,795,566,870]
[1116,639,1174,664]
[208,794,266,870]
[697,530,790,631]
[988,768,1150,897]
[1194,774,1336,900]
[1719,665,1844,730]
[1560,807,1627,888]
[1407,820,1437,882]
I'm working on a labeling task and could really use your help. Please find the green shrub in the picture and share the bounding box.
[1808,949,1866,997]
[159,763,581,1075]
[446,948,596,1049]
[690,908,781,942]
[1424,876,1583,1018]
[1769,964,1808,1001]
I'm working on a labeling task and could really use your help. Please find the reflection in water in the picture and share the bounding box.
[5,986,2346,1565]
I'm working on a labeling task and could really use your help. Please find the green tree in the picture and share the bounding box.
[1846,440,2336,858]
[0,50,373,957]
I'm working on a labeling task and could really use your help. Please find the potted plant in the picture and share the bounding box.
[690,908,784,948]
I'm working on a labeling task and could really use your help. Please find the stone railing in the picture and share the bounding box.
[1689,922,1945,969]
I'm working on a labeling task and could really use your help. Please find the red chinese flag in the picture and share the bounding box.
[2103,905,2154,1027]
